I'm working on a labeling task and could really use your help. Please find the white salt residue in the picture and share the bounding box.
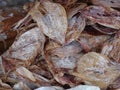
[53,56,77,69]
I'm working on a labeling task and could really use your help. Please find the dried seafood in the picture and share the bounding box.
[91,0,120,8]
[101,31,120,63]
[75,52,120,89]
[0,0,120,90]
[83,5,120,29]
[3,27,45,65]
[29,0,67,44]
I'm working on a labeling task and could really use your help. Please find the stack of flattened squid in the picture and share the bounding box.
[0,0,120,90]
